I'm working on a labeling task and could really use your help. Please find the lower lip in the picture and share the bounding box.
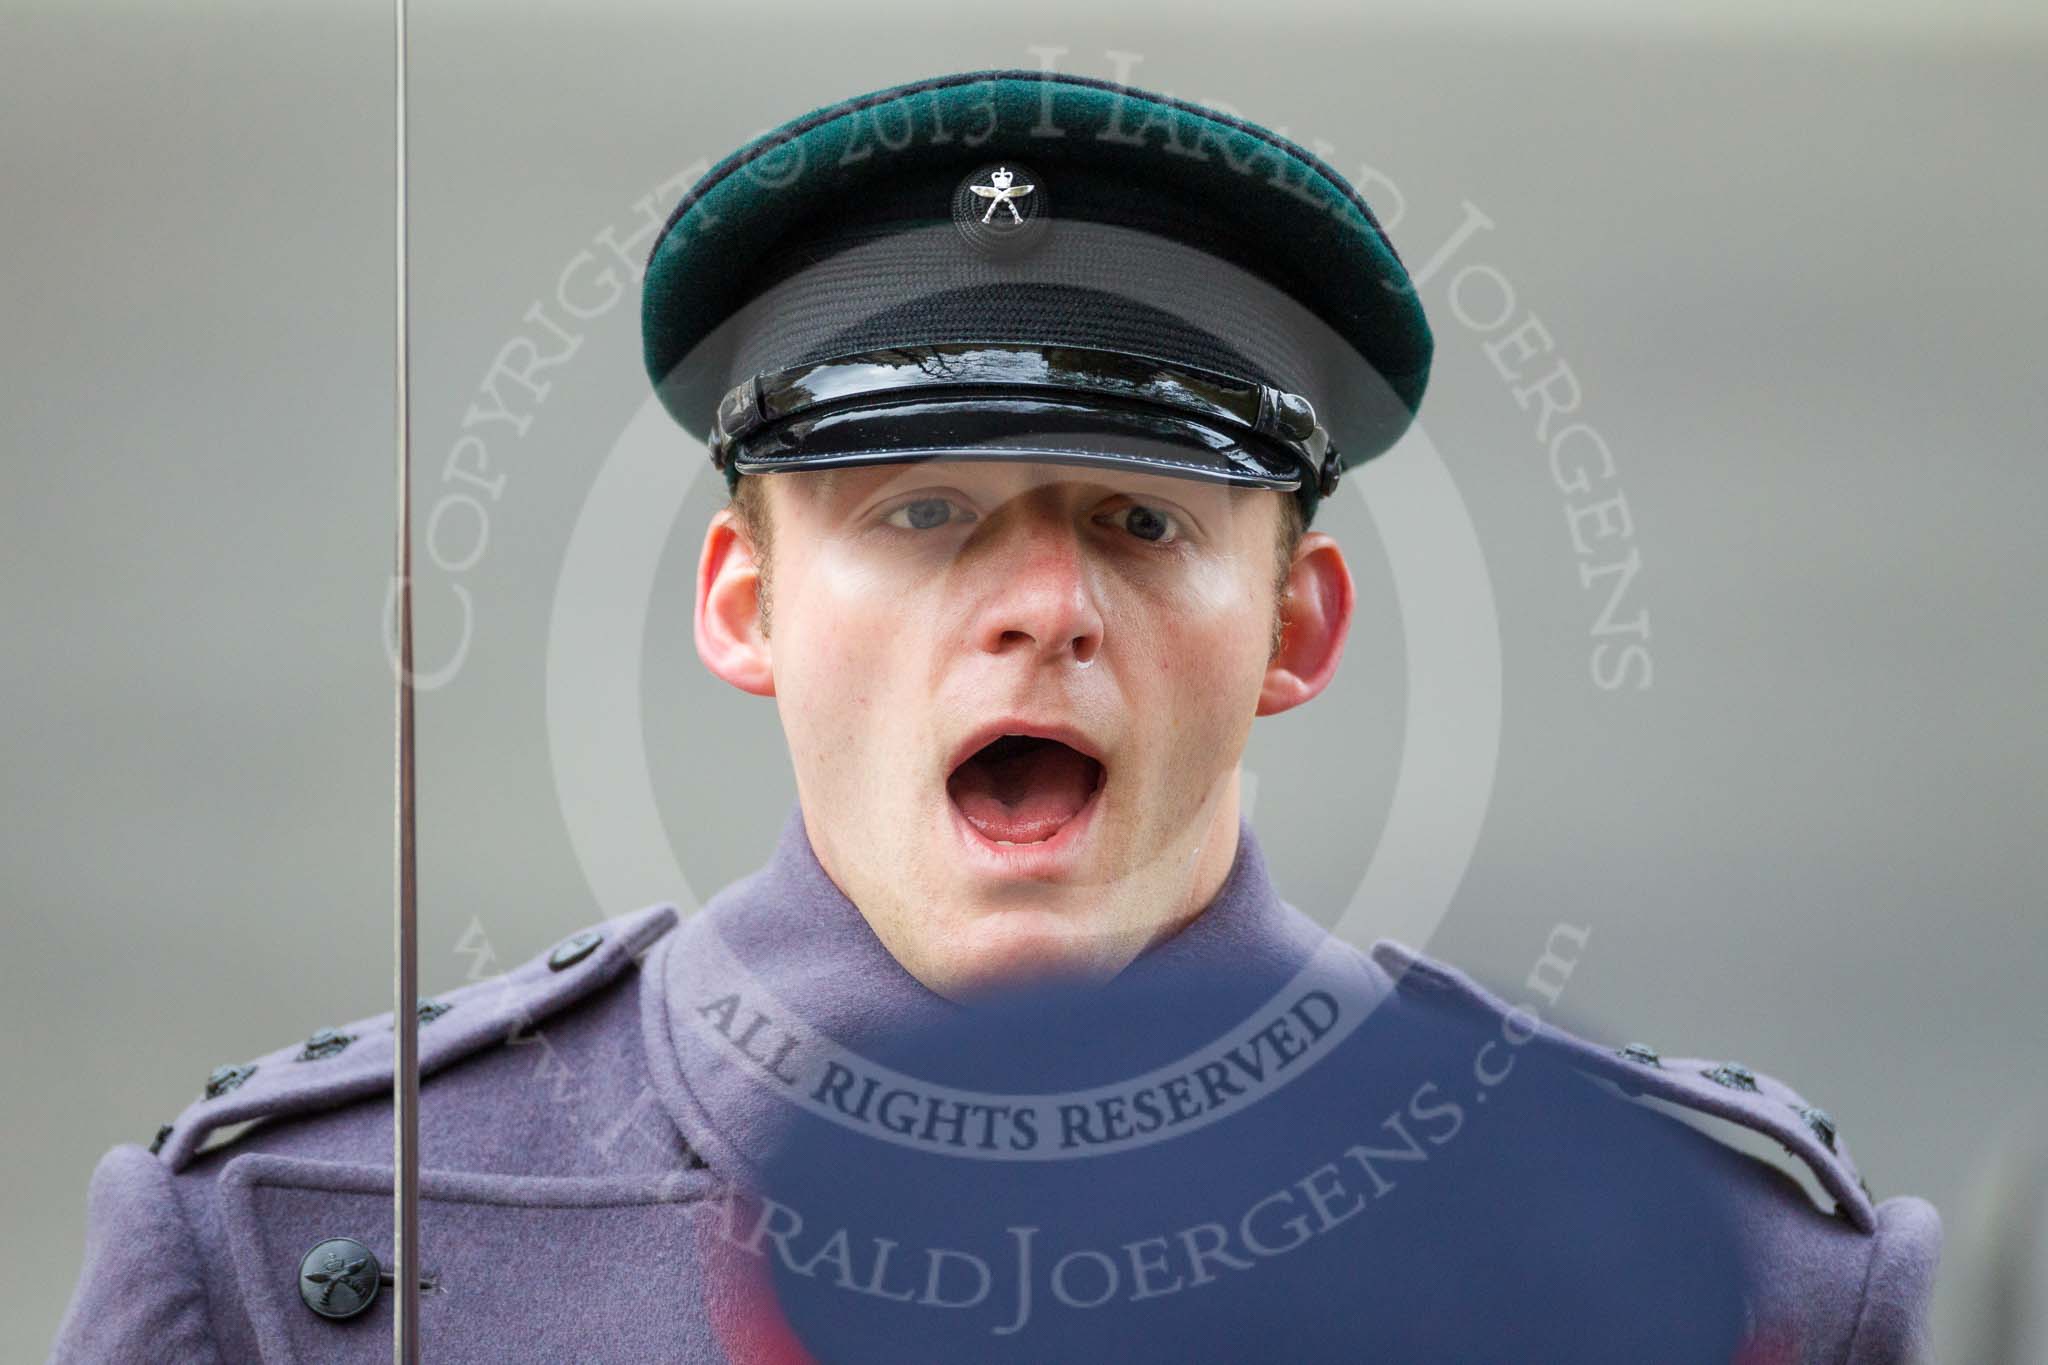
[945,775,1105,879]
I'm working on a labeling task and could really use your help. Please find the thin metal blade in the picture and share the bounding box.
[391,0,421,1358]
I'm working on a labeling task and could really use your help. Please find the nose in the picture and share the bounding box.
[967,507,1105,666]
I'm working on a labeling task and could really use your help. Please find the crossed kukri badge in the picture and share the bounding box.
[970,167,1035,223]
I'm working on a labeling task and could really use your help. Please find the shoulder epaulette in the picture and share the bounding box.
[150,904,678,1172]
[1370,939,1877,1234]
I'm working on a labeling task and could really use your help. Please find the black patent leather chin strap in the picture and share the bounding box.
[709,342,1343,497]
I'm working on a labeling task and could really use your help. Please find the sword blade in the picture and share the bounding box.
[391,0,421,1359]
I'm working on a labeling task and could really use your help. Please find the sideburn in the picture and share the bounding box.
[730,479,773,639]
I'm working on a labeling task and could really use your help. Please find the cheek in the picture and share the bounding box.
[772,559,921,784]
[1121,571,1273,750]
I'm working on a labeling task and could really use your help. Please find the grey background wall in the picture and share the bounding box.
[5,1,2042,1355]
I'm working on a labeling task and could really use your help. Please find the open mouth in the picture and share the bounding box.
[945,734,1107,846]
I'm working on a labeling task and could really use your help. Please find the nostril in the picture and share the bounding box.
[984,617,1102,663]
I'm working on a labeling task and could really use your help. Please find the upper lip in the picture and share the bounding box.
[944,719,1109,780]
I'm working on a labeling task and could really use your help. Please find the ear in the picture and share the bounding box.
[695,507,775,697]
[1256,531,1353,716]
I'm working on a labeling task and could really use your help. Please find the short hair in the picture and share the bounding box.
[728,475,775,637]
[1269,492,1306,658]
[728,477,1305,655]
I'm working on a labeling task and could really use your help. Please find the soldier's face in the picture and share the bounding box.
[695,459,1353,1000]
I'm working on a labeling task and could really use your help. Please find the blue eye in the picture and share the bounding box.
[1113,504,1180,544]
[884,497,968,531]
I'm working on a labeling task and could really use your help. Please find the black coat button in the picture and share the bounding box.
[416,997,453,1025]
[204,1063,257,1099]
[296,1028,357,1062]
[548,930,603,971]
[1616,1043,1662,1067]
[1799,1105,1838,1152]
[298,1237,381,1320]
[1701,1062,1759,1093]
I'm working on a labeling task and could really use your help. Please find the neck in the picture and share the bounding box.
[1129,765,1246,964]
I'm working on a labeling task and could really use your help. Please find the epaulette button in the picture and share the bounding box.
[548,930,604,971]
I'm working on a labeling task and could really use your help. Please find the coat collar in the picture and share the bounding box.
[638,804,1365,1184]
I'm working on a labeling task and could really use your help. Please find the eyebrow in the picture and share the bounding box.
[795,466,873,510]
[812,467,862,502]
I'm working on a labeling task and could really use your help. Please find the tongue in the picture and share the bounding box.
[948,738,1100,844]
